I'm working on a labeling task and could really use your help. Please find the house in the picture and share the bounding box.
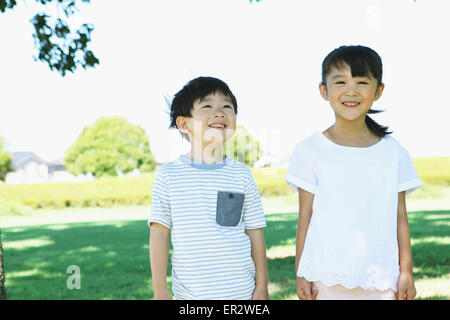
[6,152,79,184]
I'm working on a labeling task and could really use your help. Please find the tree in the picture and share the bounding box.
[64,116,156,177]
[0,0,263,76]
[0,138,13,182]
[223,125,262,168]
[0,0,99,76]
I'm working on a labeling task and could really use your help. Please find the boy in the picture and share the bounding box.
[149,76,269,300]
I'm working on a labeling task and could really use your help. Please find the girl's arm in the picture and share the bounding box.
[296,187,318,300]
[397,191,417,300]
[245,228,269,299]
[149,222,173,300]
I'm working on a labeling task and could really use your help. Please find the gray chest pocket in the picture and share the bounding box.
[216,191,245,227]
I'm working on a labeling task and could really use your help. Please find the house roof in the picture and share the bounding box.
[12,152,48,168]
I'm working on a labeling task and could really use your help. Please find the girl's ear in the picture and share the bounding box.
[176,116,190,134]
[319,82,329,101]
[374,83,385,101]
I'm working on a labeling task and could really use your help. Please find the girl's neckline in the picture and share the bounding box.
[317,131,386,150]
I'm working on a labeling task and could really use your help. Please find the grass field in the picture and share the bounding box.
[1,195,449,300]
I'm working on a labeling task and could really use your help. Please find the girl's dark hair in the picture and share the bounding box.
[321,45,392,137]
[169,76,237,130]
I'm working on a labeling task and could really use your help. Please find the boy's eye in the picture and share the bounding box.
[223,105,232,109]
[202,105,212,109]
[335,81,345,85]
[358,81,368,85]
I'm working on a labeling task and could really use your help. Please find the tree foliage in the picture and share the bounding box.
[224,125,262,167]
[0,138,13,182]
[0,0,267,76]
[64,116,156,177]
[0,0,99,76]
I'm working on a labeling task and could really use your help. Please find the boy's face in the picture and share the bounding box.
[319,64,384,122]
[176,92,236,147]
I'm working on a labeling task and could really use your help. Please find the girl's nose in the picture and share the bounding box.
[346,84,359,95]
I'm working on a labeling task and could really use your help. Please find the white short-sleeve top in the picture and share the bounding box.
[284,132,423,291]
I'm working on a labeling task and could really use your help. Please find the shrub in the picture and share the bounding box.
[0,157,448,210]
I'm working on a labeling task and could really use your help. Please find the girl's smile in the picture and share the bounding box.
[319,64,384,122]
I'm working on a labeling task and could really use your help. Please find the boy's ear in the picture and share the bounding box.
[176,116,190,134]
[319,82,329,101]
[374,83,385,101]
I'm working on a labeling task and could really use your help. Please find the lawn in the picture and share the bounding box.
[1,197,449,300]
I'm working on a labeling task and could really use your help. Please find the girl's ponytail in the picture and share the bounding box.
[365,109,392,137]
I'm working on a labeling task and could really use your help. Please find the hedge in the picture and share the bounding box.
[0,175,154,210]
[0,157,448,210]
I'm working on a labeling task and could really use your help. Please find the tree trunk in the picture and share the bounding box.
[0,229,6,300]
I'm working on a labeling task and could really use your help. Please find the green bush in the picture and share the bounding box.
[0,175,154,210]
[413,157,450,186]
[252,168,292,196]
[0,157,448,211]
[0,197,33,216]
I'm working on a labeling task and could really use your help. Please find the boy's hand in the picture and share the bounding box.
[153,287,173,300]
[252,285,269,300]
[396,272,416,300]
[297,277,318,300]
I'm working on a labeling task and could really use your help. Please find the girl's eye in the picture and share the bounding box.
[358,81,368,85]
[335,81,345,85]
[224,105,232,109]
[202,105,212,109]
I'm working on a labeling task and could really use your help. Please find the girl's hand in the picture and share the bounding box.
[396,272,416,300]
[297,277,318,300]
[252,285,270,300]
[153,287,173,300]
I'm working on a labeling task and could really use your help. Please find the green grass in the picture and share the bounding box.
[2,206,448,300]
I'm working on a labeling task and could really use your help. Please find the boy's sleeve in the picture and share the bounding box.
[397,145,423,194]
[242,170,266,230]
[148,169,172,229]
[284,142,318,194]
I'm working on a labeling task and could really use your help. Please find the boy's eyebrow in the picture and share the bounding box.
[200,96,233,103]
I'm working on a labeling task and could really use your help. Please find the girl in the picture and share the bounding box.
[284,45,423,300]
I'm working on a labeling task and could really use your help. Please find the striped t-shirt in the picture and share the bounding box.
[148,155,266,300]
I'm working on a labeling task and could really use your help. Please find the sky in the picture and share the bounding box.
[1,0,449,166]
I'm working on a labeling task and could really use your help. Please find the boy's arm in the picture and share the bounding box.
[296,187,318,300]
[397,191,416,300]
[245,228,269,300]
[149,222,172,300]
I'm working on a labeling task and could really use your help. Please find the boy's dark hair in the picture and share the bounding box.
[169,76,238,133]
[321,45,392,137]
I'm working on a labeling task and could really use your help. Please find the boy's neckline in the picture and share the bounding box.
[179,154,231,170]
[317,131,386,150]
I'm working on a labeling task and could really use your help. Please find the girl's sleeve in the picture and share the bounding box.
[148,170,172,229]
[242,170,266,230]
[397,145,423,194]
[284,142,318,194]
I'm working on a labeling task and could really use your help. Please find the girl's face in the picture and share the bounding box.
[319,64,384,123]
